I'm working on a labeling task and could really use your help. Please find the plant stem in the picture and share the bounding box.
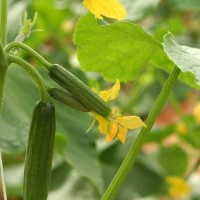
[5,42,52,69]
[101,66,181,200]
[8,54,49,102]
[0,150,7,200]
[0,42,8,113]
[0,64,7,112]
[0,0,7,46]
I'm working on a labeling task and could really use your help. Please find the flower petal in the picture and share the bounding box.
[106,122,128,143]
[193,103,200,123]
[117,116,146,129]
[116,126,128,143]
[93,113,108,134]
[99,80,120,102]
[83,0,127,20]
[106,121,118,142]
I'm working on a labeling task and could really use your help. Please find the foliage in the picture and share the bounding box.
[1,0,200,200]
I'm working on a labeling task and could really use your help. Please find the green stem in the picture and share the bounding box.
[0,42,8,112]
[0,150,7,200]
[0,0,7,46]
[7,54,48,102]
[101,66,181,200]
[5,42,52,69]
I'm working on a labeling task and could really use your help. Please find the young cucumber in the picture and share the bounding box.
[23,101,55,200]
[49,88,91,112]
[49,64,111,117]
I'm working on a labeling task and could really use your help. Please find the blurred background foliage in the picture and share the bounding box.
[1,0,200,199]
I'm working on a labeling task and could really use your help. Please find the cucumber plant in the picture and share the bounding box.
[0,2,113,200]
[1,0,196,200]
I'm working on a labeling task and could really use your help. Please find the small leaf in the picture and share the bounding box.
[54,133,68,156]
[159,145,188,176]
[50,162,71,191]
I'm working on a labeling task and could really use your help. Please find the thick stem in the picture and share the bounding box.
[8,54,49,102]
[5,42,52,69]
[0,0,7,46]
[101,66,181,200]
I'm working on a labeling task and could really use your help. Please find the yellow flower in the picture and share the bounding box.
[176,122,188,135]
[93,80,146,143]
[83,0,127,20]
[193,103,200,124]
[166,176,191,198]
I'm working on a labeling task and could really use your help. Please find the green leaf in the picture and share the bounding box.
[0,66,103,193]
[50,162,71,191]
[158,145,188,176]
[74,13,161,82]
[163,32,200,88]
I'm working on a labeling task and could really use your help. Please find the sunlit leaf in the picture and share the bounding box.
[74,13,161,82]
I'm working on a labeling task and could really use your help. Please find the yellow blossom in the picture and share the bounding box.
[176,122,188,135]
[93,80,146,143]
[83,0,127,20]
[193,103,200,124]
[166,176,191,198]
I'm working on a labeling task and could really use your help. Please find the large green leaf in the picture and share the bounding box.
[163,32,200,88]
[0,66,103,193]
[74,13,161,82]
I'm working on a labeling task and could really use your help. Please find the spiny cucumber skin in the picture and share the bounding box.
[23,101,56,200]
[49,88,91,112]
[49,64,111,117]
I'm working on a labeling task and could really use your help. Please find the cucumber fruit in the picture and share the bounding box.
[49,88,91,112]
[23,101,55,200]
[49,64,111,117]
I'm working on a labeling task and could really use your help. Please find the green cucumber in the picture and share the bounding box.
[49,88,91,112]
[23,101,55,200]
[49,64,111,117]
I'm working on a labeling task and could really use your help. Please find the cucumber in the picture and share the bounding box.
[23,101,55,200]
[49,64,111,117]
[49,88,91,112]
